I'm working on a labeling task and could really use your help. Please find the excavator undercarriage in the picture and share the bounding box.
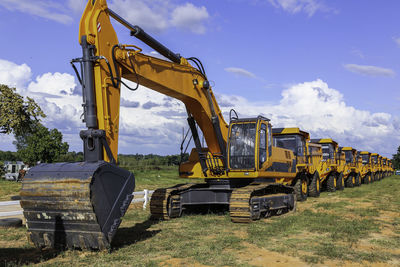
[150,180,296,223]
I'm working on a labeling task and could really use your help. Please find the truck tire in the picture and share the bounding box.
[308,172,320,197]
[294,177,308,202]
[326,174,336,192]
[362,174,370,184]
[0,218,22,228]
[355,173,361,186]
[336,172,345,191]
[346,174,355,188]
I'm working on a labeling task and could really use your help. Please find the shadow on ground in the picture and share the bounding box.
[111,217,162,250]
[0,247,59,266]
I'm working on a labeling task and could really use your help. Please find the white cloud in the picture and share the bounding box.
[25,72,83,132]
[110,0,170,33]
[267,0,334,17]
[170,3,209,34]
[344,64,395,77]
[67,0,87,14]
[28,72,76,96]
[217,79,399,155]
[0,0,73,24]
[0,59,32,90]
[225,67,257,79]
[109,0,210,34]
[118,80,186,154]
[0,0,210,34]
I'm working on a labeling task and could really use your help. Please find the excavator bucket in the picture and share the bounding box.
[20,161,135,250]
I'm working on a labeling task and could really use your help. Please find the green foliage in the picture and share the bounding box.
[0,84,45,136]
[0,179,21,200]
[55,151,84,162]
[0,161,4,178]
[392,145,400,169]
[0,150,18,161]
[14,123,69,165]
[118,153,189,171]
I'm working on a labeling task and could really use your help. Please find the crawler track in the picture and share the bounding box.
[230,183,295,223]
[150,183,195,220]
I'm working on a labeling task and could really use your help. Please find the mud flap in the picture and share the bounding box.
[20,161,135,250]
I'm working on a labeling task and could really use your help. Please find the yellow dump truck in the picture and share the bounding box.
[272,128,323,201]
[371,153,380,181]
[382,157,388,178]
[378,155,383,180]
[358,151,373,184]
[340,147,362,187]
[335,148,346,190]
[309,138,341,192]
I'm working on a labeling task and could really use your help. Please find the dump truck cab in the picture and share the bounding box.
[272,127,309,168]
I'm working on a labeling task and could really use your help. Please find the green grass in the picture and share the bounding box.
[0,179,21,201]
[0,174,399,266]
[132,168,193,191]
[370,236,400,249]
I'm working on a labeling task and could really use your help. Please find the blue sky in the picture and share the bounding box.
[0,0,399,158]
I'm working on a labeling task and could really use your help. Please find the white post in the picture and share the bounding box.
[143,189,149,210]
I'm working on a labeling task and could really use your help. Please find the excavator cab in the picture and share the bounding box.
[227,116,271,171]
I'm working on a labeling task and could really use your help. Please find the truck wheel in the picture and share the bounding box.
[355,174,361,186]
[0,218,22,228]
[336,172,344,190]
[345,174,355,188]
[308,172,320,197]
[326,174,336,192]
[362,174,370,184]
[294,177,308,202]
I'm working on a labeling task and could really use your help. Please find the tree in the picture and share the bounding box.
[0,84,45,136]
[0,161,4,178]
[392,146,400,170]
[14,123,69,165]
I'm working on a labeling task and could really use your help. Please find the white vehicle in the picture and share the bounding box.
[4,162,28,181]
[395,170,400,176]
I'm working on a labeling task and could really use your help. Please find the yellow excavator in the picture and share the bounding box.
[20,0,295,250]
